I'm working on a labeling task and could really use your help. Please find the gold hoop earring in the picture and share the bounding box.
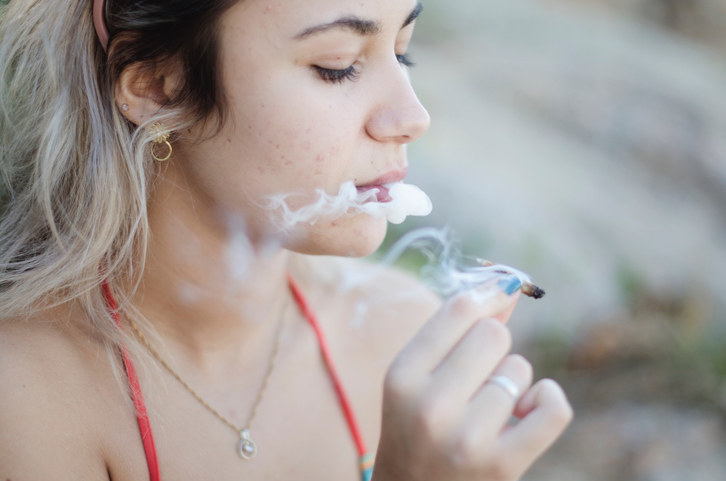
[148,123,173,162]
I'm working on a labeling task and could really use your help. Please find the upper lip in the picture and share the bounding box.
[357,166,408,187]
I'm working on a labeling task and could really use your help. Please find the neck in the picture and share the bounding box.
[131,165,295,374]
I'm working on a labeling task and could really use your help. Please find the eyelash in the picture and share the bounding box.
[314,53,415,84]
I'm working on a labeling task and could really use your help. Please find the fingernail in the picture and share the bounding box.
[497,275,522,296]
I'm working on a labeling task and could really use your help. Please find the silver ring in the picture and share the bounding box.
[486,375,520,400]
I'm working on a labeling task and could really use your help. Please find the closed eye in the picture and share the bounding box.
[313,65,360,83]
[314,52,414,84]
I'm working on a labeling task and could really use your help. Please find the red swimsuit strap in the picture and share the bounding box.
[102,281,161,481]
[286,273,370,458]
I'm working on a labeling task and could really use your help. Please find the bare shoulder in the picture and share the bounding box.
[0,310,111,479]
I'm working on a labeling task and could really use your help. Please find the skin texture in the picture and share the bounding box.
[0,0,572,480]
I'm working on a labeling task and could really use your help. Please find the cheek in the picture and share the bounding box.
[208,65,368,222]
[243,104,354,192]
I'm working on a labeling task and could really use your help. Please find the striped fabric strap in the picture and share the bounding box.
[360,453,375,481]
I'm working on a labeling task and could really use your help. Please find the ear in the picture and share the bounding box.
[114,62,183,126]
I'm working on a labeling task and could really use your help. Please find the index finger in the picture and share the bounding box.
[391,277,523,379]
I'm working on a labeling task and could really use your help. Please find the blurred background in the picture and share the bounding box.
[389,0,726,479]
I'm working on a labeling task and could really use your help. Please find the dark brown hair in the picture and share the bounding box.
[104,0,240,126]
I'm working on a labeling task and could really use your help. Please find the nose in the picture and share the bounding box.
[365,68,431,144]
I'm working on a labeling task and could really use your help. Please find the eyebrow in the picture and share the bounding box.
[403,2,423,29]
[294,1,423,40]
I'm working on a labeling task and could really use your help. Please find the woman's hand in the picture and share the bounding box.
[373,279,572,481]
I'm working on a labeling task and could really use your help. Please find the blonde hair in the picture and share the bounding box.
[0,0,135,335]
[0,0,232,357]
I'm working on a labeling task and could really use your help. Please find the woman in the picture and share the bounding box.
[0,0,572,480]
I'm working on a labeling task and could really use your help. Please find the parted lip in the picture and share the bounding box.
[356,167,408,188]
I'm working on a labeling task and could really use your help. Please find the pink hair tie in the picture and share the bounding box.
[93,0,110,52]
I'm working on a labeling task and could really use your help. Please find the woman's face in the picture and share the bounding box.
[174,0,430,257]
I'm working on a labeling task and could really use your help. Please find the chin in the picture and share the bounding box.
[284,214,388,258]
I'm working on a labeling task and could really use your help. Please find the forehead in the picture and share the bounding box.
[222,0,420,37]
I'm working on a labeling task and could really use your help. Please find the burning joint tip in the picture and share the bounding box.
[522,282,546,300]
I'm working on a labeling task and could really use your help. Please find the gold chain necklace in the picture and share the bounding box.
[128,296,290,460]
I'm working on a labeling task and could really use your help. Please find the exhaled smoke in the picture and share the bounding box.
[367,183,433,224]
[262,181,432,231]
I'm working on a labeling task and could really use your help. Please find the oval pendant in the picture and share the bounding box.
[237,429,257,460]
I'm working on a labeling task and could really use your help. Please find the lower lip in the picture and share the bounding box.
[357,185,392,202]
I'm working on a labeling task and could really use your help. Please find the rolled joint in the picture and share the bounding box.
[476,259,546,300]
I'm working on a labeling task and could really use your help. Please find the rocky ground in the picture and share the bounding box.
[389,0,726,479]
